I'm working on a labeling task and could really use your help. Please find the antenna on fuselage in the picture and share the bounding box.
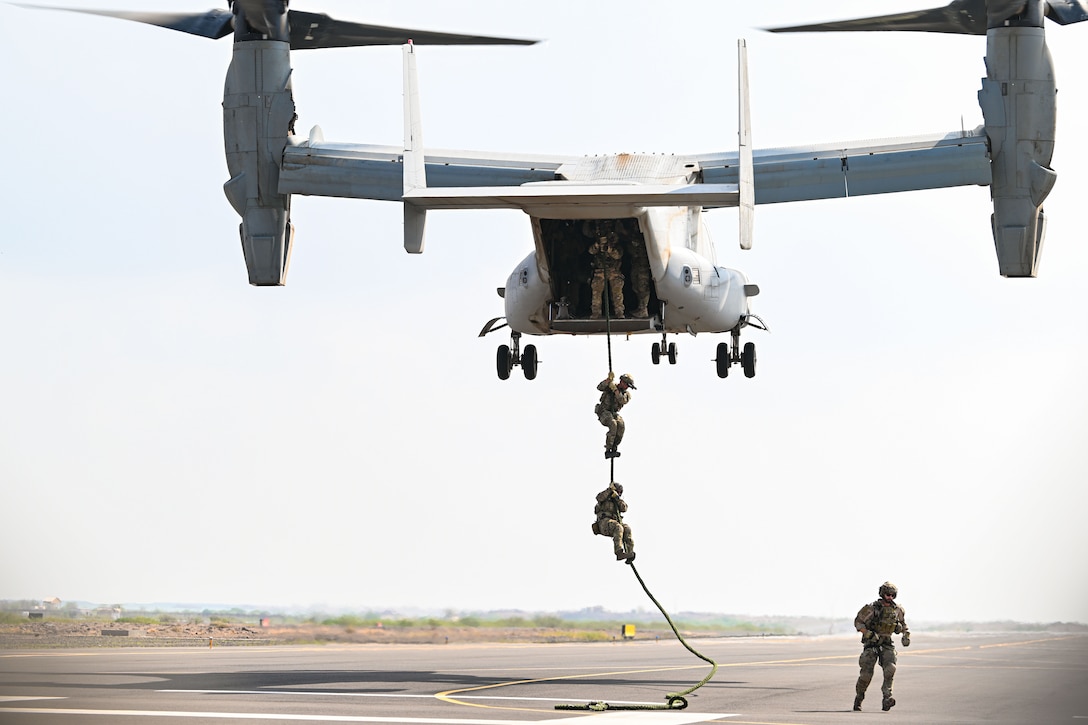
[738,38,754,250]
[403,41,428,254]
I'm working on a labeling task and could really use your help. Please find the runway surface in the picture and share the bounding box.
[1,631,1086,724]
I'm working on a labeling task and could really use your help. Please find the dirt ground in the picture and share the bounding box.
[0,620,654,648]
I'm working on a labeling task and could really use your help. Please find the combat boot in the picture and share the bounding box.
[882,697,895,711]
[615,552,627,561]
[625,552,636,563]
[853,696,862,711]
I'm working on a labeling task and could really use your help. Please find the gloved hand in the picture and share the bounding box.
[607,371,615,381]
[861,630,876,644]
[901,633,910,647]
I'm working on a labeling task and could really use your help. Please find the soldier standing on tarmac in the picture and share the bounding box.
[595,371,635,458]
[854,581,910,712]
[592,481,635,562]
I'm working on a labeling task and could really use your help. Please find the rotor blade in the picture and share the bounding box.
[287,11,537,49]
[16,5,234,39]
[1046,0,1088,24]
[766,0,988,35]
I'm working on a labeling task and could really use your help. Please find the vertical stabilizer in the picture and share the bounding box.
[403,42,427,253]
[738,39,754,251]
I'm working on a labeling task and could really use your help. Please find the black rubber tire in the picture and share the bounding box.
[522,344,538,380]
[497,345,512,380]
[716,342,730,378]
[742,341,757,378]
[651,342,661,365]
[667,342,678,365]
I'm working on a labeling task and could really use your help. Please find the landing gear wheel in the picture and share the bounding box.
[716,342,730,378]
[742,341,756,378]
[667,342,678,365]
[522,344,538,380]
[496,345,512,380]
[651,342,661,365]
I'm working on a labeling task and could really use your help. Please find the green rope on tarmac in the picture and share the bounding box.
[554,562,718,711]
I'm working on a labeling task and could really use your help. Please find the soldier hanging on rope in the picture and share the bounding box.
[853,581,911,712]
[592,481,635,562]
[595,371,635,459]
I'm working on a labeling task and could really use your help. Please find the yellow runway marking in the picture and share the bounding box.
[436,664,707,712]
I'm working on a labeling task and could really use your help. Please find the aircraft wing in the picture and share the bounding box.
[693,128,991,205]
[281,128,989,206]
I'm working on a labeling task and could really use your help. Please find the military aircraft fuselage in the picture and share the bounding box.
[502,205,754,338]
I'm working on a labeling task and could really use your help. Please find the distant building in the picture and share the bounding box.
[42,598,62,610]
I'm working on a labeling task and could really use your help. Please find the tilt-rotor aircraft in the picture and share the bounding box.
[22,1,1088,381]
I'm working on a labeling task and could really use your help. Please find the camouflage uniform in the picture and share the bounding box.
[621,221,652,318]
[595,374,634,456]
[592,482,634,561]
[588,231,625,319]
[854,583,910,712]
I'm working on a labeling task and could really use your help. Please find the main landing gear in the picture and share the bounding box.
[479,317,540,381]
[496,331,539,381]
[650,331,678,366]
[715,327,756,379]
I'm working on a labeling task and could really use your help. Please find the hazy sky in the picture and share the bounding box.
[2,1,1086,625]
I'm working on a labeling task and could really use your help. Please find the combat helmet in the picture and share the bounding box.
[878,581,898,599]
[618,373,637,389]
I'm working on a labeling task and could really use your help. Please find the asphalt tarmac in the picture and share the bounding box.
[1,631,1086,724]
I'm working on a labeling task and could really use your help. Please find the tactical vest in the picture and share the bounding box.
[599,387,627,414]
[596,497,622,522]
[870,601,901,635]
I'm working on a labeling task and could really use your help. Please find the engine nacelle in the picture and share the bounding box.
[978,26,1056,277]
[223,40,296,286]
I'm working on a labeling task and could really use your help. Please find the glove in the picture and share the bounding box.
[901,633,910,647]
[607,371,615,381]
[861,630,875,644]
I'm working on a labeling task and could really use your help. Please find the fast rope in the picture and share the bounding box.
[554,561,718,711]
[563,278,718,710]
[604,291,614,481]
[604,285,614,375]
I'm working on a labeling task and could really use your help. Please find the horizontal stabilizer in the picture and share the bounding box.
[403,183,740,212]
